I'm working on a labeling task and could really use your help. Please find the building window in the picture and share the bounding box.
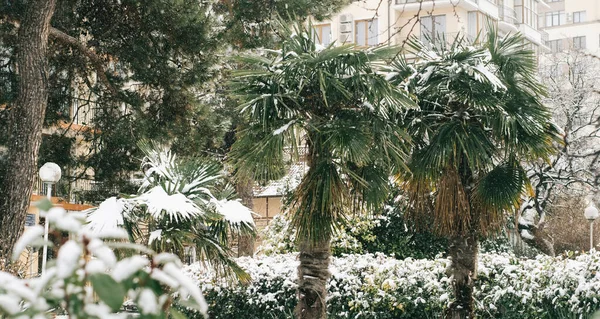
[546,39,562,53]
[355,19,378,46]
[313,24,331,46]
[573,36,586,50]
[420,14,446,47]
[467,11,494,41]
[515,0,538,28]
[545,11,565,27]
[573,11,586,23]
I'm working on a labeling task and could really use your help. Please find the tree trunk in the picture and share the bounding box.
[446,235,478,319]
[236,177,255,257]
[295,240,330,319]
[0,0,56,263]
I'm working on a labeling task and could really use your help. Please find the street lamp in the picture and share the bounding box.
[584,202,599,251]
[39,162,61,276]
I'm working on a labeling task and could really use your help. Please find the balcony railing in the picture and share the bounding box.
[498,5,517,24]
[540,30,549,43]
[395,0,480,4]
[418,32,476,49]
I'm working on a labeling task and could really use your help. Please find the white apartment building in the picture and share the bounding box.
[312,0,550,52]
[539,0,600,54]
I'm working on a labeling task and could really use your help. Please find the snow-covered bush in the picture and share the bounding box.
[258,202,447,259]
[86,141,255,281]
[0,200,207,319]
[178,252,600,318]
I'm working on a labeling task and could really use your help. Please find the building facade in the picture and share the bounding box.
[539,0,600,54]
[312,0,550,52]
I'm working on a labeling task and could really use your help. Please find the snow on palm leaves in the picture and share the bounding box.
[85,140,255,281]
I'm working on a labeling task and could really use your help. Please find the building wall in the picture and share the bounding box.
[252,196,283,220]
[312,0,547,51]
[539,0,600,53]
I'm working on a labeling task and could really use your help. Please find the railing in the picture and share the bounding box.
[408,32,476,50]
[395,0,480,4]
[498,5,517,24]
[71,100,97,126]
[540,30,549,43]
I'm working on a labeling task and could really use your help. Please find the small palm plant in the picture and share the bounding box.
[229,22,414,318]
[389,29,562,318]
[86,140,255,282]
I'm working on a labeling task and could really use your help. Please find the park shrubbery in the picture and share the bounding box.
[178,252,600,319]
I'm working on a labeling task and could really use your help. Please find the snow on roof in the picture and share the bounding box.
[212,199,256,226]
[254,163,306,197]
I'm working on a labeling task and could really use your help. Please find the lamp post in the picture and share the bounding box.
[39,162,61,276]
[584,202,599,251]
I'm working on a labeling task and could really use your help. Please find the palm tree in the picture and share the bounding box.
[229,22,414,318]
[86,140,254,282]
[389,30,562,318]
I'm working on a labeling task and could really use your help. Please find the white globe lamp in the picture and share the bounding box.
[584,202,599,251]
[38,162,61,276]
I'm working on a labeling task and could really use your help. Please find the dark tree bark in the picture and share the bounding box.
[446,235,478,319]
[236,177,255,257]
[0,0,56,262]
[295,240,330,319]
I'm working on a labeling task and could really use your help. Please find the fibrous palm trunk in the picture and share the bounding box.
[236,177,255,257]
[295,240,330,319]
[447,235,478,319]
[0,0,56,263]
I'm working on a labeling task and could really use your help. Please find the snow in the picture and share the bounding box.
[47,208,84,233]
[112,256,149,282]
[56,241,82,279]
[12,225,44,261]
[138,289,159,315]
[148,229,162,245]
[213,199,255,226]
[85,197,125,233]
[473,63,506,91]
[137,186,202,222]
[0,295,21,315]
[163,263,208,315]
[520,229,535,240]
[273,120,295,135]
[87,238,117,268]
[255,163,306,197]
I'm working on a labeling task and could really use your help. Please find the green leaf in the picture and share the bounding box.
[35,198,53,212]
[90,273,126,312]
[169,308,188,319]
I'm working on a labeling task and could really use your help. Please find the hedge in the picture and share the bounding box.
[177,251,600,318]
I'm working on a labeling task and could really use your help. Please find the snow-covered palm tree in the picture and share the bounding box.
[86,140,255,281]
[229,22,414,318]
[389,29,562,318]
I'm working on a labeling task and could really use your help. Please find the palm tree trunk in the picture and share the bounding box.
[236,177,255,257]
[295,240,330,319]
[446,234,478,319]
[0,0,56,264]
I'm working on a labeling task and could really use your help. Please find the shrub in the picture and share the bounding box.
[0,200,207,319]
[258,200,447,259]
[178,252,600,319]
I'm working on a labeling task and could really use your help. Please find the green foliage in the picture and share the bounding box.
[88,140,255,282]
[259,187,448,259]
[175,252,600,319]
[0,201,207,319]
[392,28,562,237]
[230,21,414,246]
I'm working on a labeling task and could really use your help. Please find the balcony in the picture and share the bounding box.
[498,5,519,33]
[397,32,476,51]
[394,0,479,12]
[498,5,517,24]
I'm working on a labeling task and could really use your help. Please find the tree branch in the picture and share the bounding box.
[48,27,118,95]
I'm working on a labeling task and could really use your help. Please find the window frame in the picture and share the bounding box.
[354,19,379,47]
